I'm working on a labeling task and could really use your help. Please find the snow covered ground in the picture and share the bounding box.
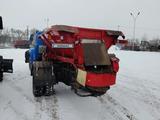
[0,48,160,120]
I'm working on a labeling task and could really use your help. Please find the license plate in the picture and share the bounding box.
[52,43,74,48]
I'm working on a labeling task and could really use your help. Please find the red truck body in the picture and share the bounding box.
[34,25,126,96]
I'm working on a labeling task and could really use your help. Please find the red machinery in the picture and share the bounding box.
[26,25,126,97]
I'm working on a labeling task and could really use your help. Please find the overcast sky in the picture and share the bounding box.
[0,0,160,39]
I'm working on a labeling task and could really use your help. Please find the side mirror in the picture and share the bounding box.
[0,16,3,30]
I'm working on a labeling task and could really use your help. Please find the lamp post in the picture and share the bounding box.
[26,25,29,40]
[45,18,49,28]
[130,12,140,50]
[46,18,49,28]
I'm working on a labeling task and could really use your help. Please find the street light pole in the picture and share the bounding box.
[45,18,49,28]
[26,25,29,40]
[130,12,140,50]
[117,25,120,31]
[46,18,49,28]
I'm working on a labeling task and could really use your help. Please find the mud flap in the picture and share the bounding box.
[82,43,111,66]
[33,61,56,86]
[32,61,56,97]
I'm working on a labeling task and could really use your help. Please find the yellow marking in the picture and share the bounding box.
[77,69,87,86]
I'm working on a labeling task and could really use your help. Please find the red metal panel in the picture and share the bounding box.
[106,30,125,39]
[41,25,126,51]
[51,25,79,33]
[77,28,102,40]
[74,44,84,65]
[86,72,116,87]
[111,57,119,72]
[40,25,125,73]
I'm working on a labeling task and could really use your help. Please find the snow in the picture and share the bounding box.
[0,48,160,120]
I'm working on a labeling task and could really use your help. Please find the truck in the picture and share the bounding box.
[25,25,127,97]
[140,40,160,51]
[0,16,13,81]
[14,40,30,48]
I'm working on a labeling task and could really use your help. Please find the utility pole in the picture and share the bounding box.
[130,12,140,50]
[26,25,29,40]
[45,18,49,28]
[117,25,120,31]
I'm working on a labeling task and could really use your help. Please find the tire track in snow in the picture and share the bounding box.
[34,98,43,120]
[97,98,124,120]
[44,96,59,120]
[5,100,30,120]
[34,96,59,120]
[97,96,125,120]
[6,79,35,103]
[1,97,29,120]
[98,95,138,120]
[6,79,59,120]
[3,80,37,120]
[119,74,160,110]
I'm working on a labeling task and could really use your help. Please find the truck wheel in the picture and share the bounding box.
[32,61,55,97]
[29,62,33,75]
[32,74,43,97]
[33,83,43,97]
[0,56,3,82]
[44,85,55,96]
[33,86,43,97]
[25,50,30,63]
[0,72,3,82]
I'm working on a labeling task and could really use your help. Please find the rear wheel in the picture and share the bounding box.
[32,81,55,97]
[32,61,55,97]
[0,72,3,82]
[33,75,43,97]
[33,86,43,97]
[44,85,55,96]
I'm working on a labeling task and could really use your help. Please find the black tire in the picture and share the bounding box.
[32,68,43,97]
[0,56,3,82]
[32,61,55,97]
[0,55,3,60]
[33,86,43,97]
[25,50,30,63]
[33,78,43,97]
[29,62,33,75]
[33,77,55,97]
[44,85,55,96]
[0,72,3,82]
